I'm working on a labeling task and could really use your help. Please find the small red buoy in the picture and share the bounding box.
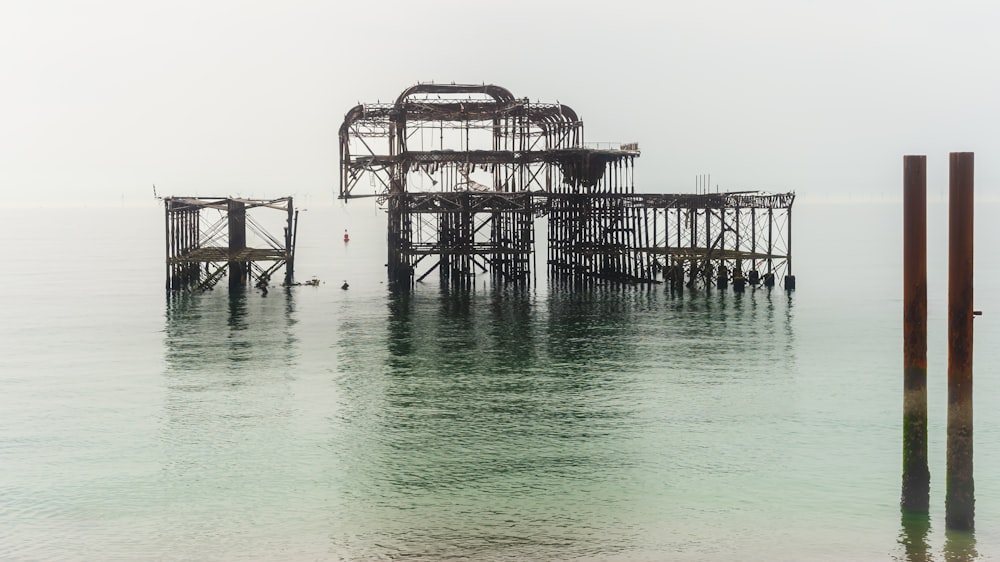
[343,229,350,243]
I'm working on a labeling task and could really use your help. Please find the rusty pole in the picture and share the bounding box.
[228,199,247,291]
[285,199,295,286]
[164,200,171,290]
[901,155,929,512]
[946,151,975,531]
[784,205,795,290]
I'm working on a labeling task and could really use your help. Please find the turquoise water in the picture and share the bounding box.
[1,202,998,560]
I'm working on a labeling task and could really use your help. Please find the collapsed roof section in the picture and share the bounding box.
[338,83,639,201]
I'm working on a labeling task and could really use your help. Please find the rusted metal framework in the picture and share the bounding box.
[540,191,794,289]
[339,83,793,290]
[164,197,298,292]
[633,192,795,289]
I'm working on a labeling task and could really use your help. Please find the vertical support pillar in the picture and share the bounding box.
[733,207,744,292]
[184,209,191,285]
[387,194,414,289]
[164,201,172,290]
[439,211,452,285]
[750,208,759,285]
[946,151,975,531]
[784,205,796,290]
[228,199,247,291]
[705,208,712,286]
[689,209,697,288]
[650,207,657,278]
[902,154,929,512]
[492,210,501,285]
[181,209,187,285]
[764,208,775,287]
[285,198,295,286]
[674,207,683,289]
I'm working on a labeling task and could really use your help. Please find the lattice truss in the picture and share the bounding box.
[637,192,795,286]
[338,84,607,201]
[340,84,640,287]
[339,83,793,289]
[386,192,536,285]
[164,197,297,292]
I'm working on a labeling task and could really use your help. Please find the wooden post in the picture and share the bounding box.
[902,155,929,512]
[946,151,975,530]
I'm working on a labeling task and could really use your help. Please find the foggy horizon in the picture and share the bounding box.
[3,0,998,206]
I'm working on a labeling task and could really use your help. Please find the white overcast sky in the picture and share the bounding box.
[1,0,998,205]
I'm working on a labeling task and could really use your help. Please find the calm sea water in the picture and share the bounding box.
[1,200,998,561]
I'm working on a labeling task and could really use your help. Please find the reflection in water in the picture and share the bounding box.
[945,529,979,561]
[895,511,981,561]
[898,510,932,562]
[157,290,301,555]
[331,285,796,560]
[334,287,621,559]
[164,289,298,372]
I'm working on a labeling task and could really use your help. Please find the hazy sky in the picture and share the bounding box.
[2,0,998,206]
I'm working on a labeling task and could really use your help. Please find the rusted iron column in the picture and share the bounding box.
[164,201,172,290]
[784,205,795,290]
[764,208,775,287]
[284,199,295,286]
[386,195,412,289]
[228,199,247,291]
[749,208,759,285]
[734,207,745,292]
[946,151,975,530]
[902,154,929,512]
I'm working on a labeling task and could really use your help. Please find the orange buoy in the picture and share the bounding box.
[343,229,350,243]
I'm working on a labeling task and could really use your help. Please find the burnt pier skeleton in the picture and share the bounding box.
[339,83,794,290]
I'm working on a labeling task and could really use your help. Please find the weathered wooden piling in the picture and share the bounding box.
[901,154,929,513]
[946,151,975,530]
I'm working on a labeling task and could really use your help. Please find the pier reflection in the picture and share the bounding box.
[164,289,299,374]
[158,290,300,545]
[329,285,795,560]
[898,510,931,562]
[944,529,979,561]
[161,289,299,432]
[330,286,642,559]
[893,510,982,562]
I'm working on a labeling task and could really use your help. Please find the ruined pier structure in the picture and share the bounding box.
[339,83,794,290]
[164,196,298,292]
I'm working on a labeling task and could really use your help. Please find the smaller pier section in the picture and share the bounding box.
[164,196,298,292]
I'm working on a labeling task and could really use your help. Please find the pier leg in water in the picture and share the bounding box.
[946,151,974,531]
[901,155,929,513]
[733,272,745,293]
[228,200,247,291]
[716,264,728,290]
